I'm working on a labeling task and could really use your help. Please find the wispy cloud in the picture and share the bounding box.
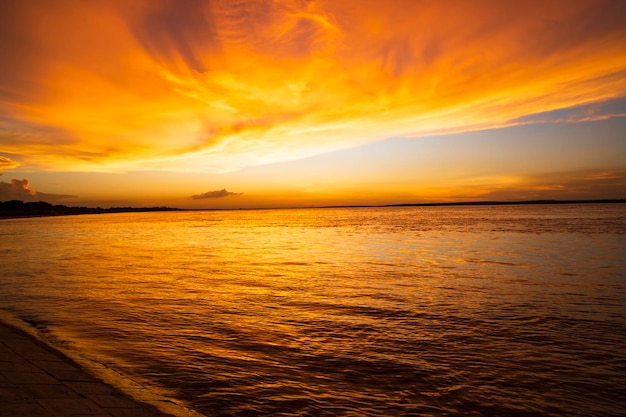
[509,96,626,126]
[0,178,76,202]
[1,0,625,172]
[450,169,626,201]
[0,156,19,173]
[190,189,243,199]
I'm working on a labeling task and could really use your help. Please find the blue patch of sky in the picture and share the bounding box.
[510,96,626,124]
[261,115,626,177]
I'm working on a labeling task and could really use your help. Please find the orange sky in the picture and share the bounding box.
[1,0,625,207]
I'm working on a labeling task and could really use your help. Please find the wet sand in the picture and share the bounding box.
[0,319,200,417]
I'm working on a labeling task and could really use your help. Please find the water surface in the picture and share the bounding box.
[1,204,625,416]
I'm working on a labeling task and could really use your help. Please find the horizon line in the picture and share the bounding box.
[1,198,625,219]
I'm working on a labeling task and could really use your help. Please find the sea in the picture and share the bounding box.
[1,204,625,417]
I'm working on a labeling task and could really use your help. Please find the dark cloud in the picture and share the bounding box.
[190,189,243,199]
[0,178,75,202]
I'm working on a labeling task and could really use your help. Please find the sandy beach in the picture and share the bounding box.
[0,319,197,417]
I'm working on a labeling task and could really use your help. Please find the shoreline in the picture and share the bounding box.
[0,316,204,417]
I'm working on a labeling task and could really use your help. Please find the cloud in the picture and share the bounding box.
[126,0,220,74]
[454,169,626,201]
[509,96,626,126]
[1,0,625,172]
[0,178,76,202]
[0,156,19,173]
[190,189,243,199]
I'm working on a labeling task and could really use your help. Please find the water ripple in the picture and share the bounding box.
[1,204,625,416]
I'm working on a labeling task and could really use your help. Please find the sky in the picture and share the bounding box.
[1,0,625,208]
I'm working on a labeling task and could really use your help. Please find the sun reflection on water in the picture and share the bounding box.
[0,204,625,416]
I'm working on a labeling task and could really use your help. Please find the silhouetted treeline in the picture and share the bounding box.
[0,200,181,218]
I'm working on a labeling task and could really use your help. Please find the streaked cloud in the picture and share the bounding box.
[1,0,625,172]
[191,189,243,199]
[0,179,76,202]
[0,156,19,173]
[509,97,626,125]
[451,169,626,201]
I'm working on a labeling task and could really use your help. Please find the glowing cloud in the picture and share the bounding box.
[1,0,625,172]
[0,156,19,173]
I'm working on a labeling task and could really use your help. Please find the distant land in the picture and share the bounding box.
[384,199,626,207]
[0,199,624,219]
[0,200,182,218]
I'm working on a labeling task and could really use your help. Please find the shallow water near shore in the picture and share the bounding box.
[1,204,625,416]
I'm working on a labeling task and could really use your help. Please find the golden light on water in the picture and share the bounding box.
[1,206,625,415]
[1,0,625,207]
